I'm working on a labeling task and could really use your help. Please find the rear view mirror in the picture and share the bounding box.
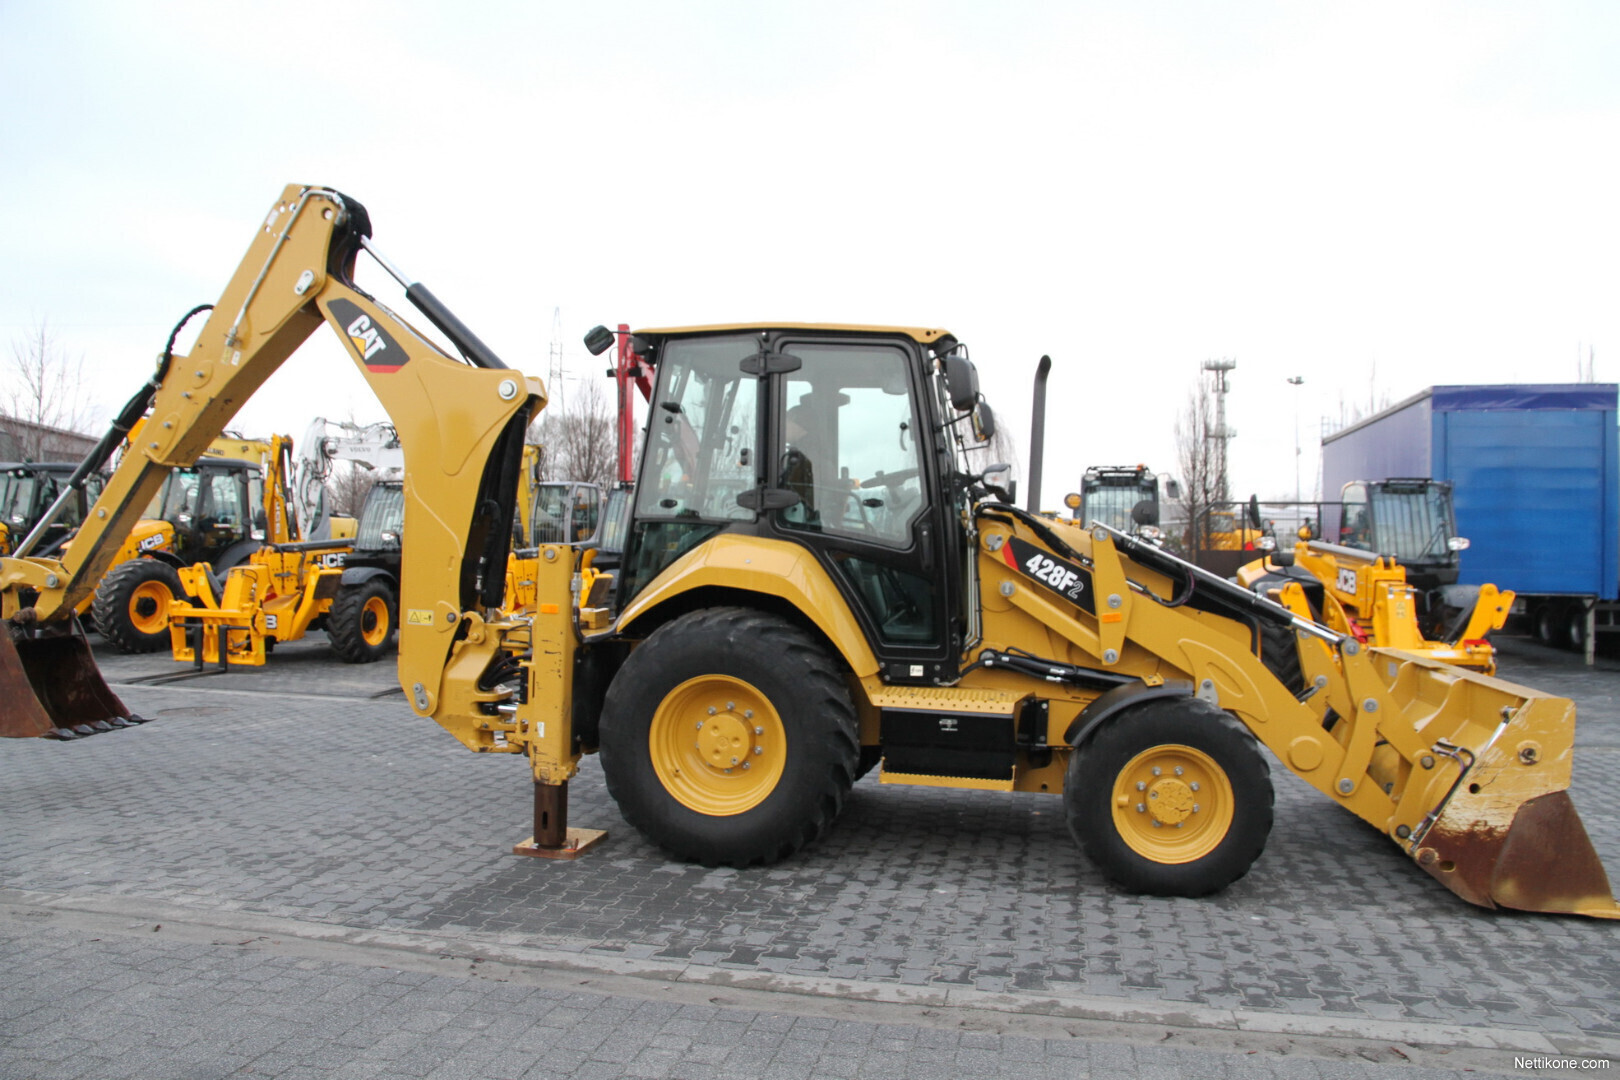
[1163,477,1182,501]
[942,355,979,413]
[971,400,996,442]
[583,325,615,356]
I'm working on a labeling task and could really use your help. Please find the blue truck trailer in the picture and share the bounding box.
[1321,383,1620,661]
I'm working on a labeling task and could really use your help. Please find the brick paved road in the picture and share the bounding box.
[2,634,1617,1077]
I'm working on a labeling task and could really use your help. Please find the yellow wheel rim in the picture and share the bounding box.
[360,596,390,646]
[1111,744,1235,864]
[649,675,786,816]
[128,581,171,635]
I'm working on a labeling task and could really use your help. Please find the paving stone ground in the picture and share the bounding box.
[2,633,1617,1078]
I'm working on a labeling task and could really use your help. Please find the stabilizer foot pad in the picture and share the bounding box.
[512,828,608,860]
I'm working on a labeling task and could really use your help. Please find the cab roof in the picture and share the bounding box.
[632,323,955,346]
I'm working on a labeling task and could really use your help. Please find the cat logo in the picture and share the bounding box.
[327,298,407,372]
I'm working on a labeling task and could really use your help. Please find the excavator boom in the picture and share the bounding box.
[1,184,545,740]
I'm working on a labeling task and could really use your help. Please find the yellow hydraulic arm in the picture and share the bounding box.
[0,186,557,764]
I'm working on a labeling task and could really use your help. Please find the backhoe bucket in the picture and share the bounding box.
[0,631,142,739]
[1366,651,1620,919]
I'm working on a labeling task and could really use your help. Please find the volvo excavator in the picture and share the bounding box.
[1,184,1615,921]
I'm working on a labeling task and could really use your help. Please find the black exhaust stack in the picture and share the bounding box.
[1026,355,1051,513]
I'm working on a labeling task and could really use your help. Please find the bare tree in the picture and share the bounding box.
[1,321,98,460]
[1173,375,1221,554]
[328,463,378,518]
[543,377,617,487]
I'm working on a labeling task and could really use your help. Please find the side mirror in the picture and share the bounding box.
[1246,494,1262,529]
[942,355,979,413]
[971,400,996,442]
[583,325,616,357]
[1163,477,1182,501]
[1273,548,1296,568]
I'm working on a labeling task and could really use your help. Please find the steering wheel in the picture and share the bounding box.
[860,467,920,490]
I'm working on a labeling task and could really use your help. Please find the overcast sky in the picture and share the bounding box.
[3,1,1617,504]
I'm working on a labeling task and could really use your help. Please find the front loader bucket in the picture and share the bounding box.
[1359,650,1620,919]
[0,631,143,739]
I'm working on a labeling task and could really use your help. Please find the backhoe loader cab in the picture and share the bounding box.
[613,326,972,684]
[1338,478,1466,591]
[0,463,104,557]
[1072,465,1179,541]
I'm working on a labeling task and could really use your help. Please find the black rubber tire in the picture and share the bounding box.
[1534,603,1566,647]
[1257,618,1306,698]
[1065,696,1273,897]
[599,607,859,867]
[1567,606,1589,654]
[326,579,398,663]
[853,745,883,780]
[91,559,184,654]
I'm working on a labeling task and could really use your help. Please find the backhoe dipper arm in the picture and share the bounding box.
[1,184,546,731]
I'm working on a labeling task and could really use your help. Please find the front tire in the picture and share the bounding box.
[1066,696,1272,897]
[599,607,859,866]
[327,579,397,663]
[92,559,183,654]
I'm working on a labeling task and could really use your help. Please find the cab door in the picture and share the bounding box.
[767,335,960,683]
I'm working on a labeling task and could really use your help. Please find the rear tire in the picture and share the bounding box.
[1066,696,1272,897]
[327,579,397,663]
[599,607,859,866]
[92,559,183,654]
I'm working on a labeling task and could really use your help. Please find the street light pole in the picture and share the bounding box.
[1287,376,1304,504]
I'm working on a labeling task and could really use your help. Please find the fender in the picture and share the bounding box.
[615,533,880,678]
[341,565,397,589]
[1063,678,1196,748]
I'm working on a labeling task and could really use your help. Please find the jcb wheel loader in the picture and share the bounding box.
[1,185,1615,921]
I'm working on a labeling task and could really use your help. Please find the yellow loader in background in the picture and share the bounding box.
[1236,480,1514,675]
[0,184,1613,922]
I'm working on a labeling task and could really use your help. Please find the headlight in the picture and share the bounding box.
[1258,536,1276,551]
[1447,536,1471,551]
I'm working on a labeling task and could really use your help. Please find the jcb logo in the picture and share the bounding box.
[315,552,347,569]
[1336,568,1358,596]
[346,314,388,362]
[138,534,167,552]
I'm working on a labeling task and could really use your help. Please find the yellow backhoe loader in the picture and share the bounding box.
[1236,481,1514,675]
[1,184,1614,922]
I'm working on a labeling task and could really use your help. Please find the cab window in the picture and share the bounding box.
[776,343,923,548]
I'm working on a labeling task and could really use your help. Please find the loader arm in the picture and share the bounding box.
[1,184,546,742]
[976,506,1616,919]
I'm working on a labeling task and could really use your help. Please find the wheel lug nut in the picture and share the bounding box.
[707,707,717,716]
[696,721,704,729]
[754,726,764,735]
[1151,767,1161,776]
[742,762,751,770]
[744,710,753,719]
[727,701,735,711]
[1135,781,1145,791]
[1135,803,1146,813]
[753,746,762,755]
[731,756,739,765]
[1192,804,1200,813]
[1174,766,1184,776]
[1190,782,1200,792]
